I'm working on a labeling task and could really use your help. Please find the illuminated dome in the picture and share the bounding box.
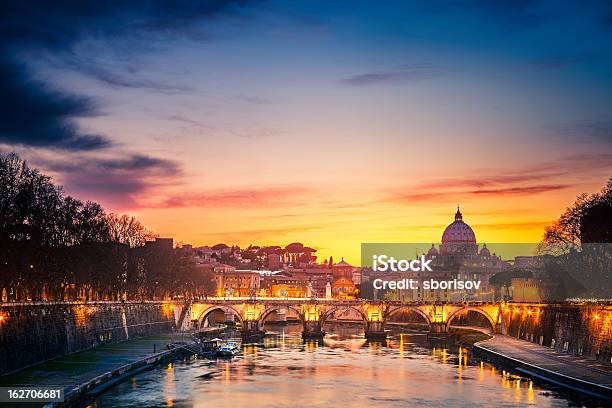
[440,207,478,256]
[480,243,491,257]
[441,207,476,244]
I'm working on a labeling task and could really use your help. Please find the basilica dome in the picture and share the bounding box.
[441,207,476,244]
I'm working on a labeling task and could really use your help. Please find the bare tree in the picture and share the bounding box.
[106,213,156,247]
[540,177,612,253]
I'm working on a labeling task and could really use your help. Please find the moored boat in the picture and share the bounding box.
[217,341,240,357]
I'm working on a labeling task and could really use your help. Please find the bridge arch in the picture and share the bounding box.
[321,305,369,329]
[197,305,244,328]
[257,305,304,330]
[385,306,432,326]
[445,307,496,333]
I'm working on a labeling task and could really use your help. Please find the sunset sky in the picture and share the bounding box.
[2,1,611,263]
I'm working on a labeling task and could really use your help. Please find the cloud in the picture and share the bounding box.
[469,184,568,195]
[33,153,182,208]
[149,186,313,209]
[229,126,287,139]
[438,0,545,28]
[388,153,612,204]
[530,56,582,70]
[195,222,325,243]
[390,184,570,203]
[471,221,551,230]
[72,64,193,93]
[0,0,254,150]
[0,58,110,150]
[415,173,563,190]
[165,114,215,130]
[554,121,612,144]
[236,95,272,105]
[386,157,594,204]
[339,64,447,86]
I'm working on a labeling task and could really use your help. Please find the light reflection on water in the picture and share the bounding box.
[93,324,578,408]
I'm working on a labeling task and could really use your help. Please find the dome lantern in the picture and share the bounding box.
[455,205,463,221]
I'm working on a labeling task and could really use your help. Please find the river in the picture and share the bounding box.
[91,324,592,407]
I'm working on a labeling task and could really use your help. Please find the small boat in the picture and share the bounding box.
[217,341,240,357]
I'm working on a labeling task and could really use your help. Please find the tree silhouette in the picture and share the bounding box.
[539,178,611,300]
[0,152,205,301]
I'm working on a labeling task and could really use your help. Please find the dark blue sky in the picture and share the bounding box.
[0,0,611,253]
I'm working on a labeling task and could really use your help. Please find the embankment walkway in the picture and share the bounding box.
[0,333,186,405]
[476,334,612,399]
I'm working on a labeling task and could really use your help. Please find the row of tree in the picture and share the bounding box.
[0,152,213,302]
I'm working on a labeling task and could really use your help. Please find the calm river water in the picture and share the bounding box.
[92,324,591,408]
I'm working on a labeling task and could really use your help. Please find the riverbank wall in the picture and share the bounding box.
[501,303,612,364]
[0,301,184,375]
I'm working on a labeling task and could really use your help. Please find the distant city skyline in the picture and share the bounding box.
[2,1,611,263]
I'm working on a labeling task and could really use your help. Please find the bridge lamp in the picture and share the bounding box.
[0,313,6,324]
[593,314,600,320]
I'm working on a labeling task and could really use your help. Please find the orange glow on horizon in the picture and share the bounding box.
[127,178,607,265]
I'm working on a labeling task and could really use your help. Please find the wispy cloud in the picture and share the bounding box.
[339,64,447,86]
[384,153,612,204]
[148,186,313,209]
[530,56,582,70]
[72,64,193,93]
[236,94,272,105]
[553,121,612,144]
[415,173,563,190]
[164,114,216,130]
[470,184,568,195]
[229,127,287,139]
[196,223,325,243]
[391,184,570,203]
[472,221,551,230]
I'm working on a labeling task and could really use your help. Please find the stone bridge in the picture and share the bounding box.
[189,298,507,340]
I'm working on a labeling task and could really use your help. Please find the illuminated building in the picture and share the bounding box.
[332,259,359,299]
[510,278,543,302]
[214,270,261,297]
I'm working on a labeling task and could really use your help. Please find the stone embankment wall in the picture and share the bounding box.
[0,301,181,375]
[502,303,611,364]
